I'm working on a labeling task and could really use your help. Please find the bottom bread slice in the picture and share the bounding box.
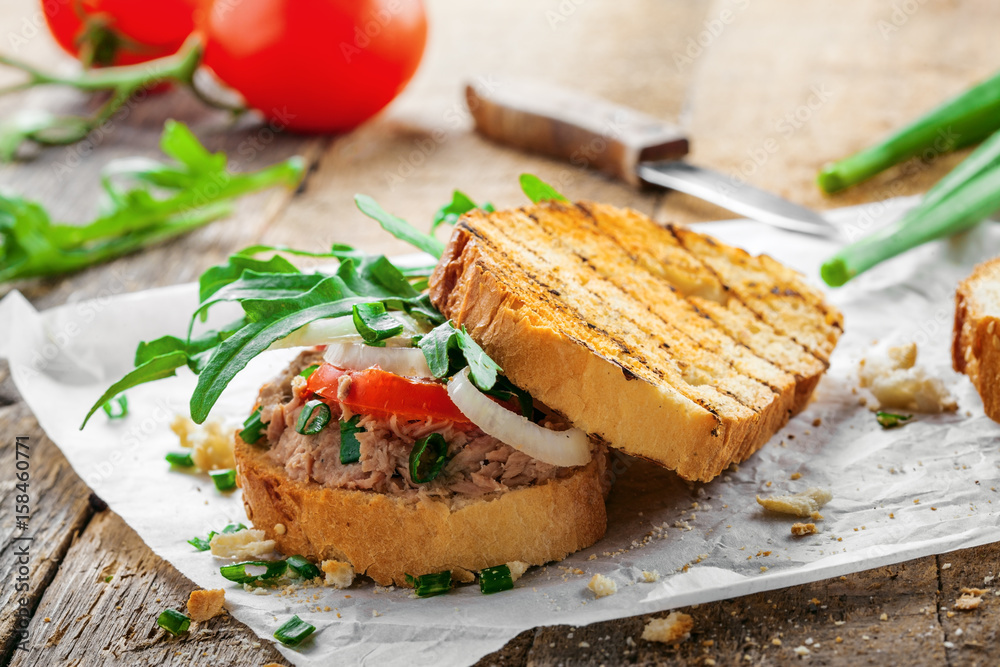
[234,435,609,586]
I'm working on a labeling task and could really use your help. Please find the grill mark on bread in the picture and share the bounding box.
[572,201,824,380]
[470,249,726,429]
[668,224,842,362]
[551,203,791,399]
[467,211,761,422]
[458,224,663,375]
[519,203,790,408]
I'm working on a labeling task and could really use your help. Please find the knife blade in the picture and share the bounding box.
[466,78,841,239]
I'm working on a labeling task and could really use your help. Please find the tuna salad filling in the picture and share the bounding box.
[252,349,606,503]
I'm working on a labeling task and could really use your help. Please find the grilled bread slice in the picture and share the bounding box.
[429,200,841,481]
[954,257,1000,422]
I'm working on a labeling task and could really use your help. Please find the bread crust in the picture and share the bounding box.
[954,257,1000,422]
[234,436,608,586]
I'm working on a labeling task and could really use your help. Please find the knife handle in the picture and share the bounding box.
[466,78,688,186]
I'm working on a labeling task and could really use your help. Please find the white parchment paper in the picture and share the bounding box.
[2,198,999,666]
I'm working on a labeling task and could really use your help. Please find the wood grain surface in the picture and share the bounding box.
[1,0,999,665]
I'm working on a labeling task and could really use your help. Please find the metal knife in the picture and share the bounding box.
[466,78,840,239]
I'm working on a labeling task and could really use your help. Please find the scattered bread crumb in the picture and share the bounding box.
[321,560,355,589]
[642,570,661,583]
[170,414,236,471]
[879,612,888,621]
[209,529,275,559]
[757,487,833,518]
[794,645,811,656]
[954,588,987,611]
[791,522,817,536]
[587,574,617,599]
[274,523,286,536]
[187,589,225,621]
[772,638,782,646]
[641,612,693,644]
[812,418,822,427]
[858,343,957,413]
[507,561,530,583]
[790,472,802,480]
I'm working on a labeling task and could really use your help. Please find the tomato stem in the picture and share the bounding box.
[0,35,203,91]
[0,35,205,157]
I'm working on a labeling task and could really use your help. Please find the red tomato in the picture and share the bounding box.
[42,0,198,67]
[198,0,427,133]
[307,364,470,423]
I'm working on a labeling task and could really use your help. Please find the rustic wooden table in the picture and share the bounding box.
[2,0,999,665]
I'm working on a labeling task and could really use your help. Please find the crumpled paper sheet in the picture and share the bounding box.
[2,197,999,666]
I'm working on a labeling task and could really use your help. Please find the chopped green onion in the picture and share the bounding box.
[409,433,449,484]
[339,415,363,464]
[222,523,247,534]
[102,394,128,419]
[210,469,237,491]
[818,70,1000,193]
[286,555,322,580]
[298,364,320,380]
[352,302,404,345]
[295,400,331,435]
[273,615,315,647]
[188,535,213,551]
[479,564,514,594]
[405,571,452,597]
[156,609,191,636]
[219,559,288,584]
[165,451,195,467]
[876,411,912,429]
[239,407,265,444]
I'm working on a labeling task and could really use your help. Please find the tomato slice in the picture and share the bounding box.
[306,363,470,423]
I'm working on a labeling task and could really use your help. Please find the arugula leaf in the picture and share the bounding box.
[417,321,500,390]
[82,351,188,427]
[336,256,418,300]
[137,317,246,373]
[519,174,569,203]
[190,276,369,422]
[456,325,500,390]
[192,270,325,328]
[158,120,227,175]
[431,190,495,232]
[352,302,404,344]
[198,255,300,304]
[354,194,445,258]
[402,293,446,326]
[418,321,460,378]
[0,121,305,285]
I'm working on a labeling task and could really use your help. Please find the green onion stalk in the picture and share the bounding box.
[821,128,1000,287]
[818,69,1000,193]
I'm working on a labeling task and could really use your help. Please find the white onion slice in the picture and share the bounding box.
[324,342,433,378]
[268,313,424,351]
[447,368,591,467]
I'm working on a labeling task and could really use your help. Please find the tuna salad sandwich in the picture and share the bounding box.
[84,178,842,588]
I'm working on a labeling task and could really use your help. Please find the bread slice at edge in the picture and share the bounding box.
[430,226,732,482]
[234,436,608,587]
[953,257,1000,422]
